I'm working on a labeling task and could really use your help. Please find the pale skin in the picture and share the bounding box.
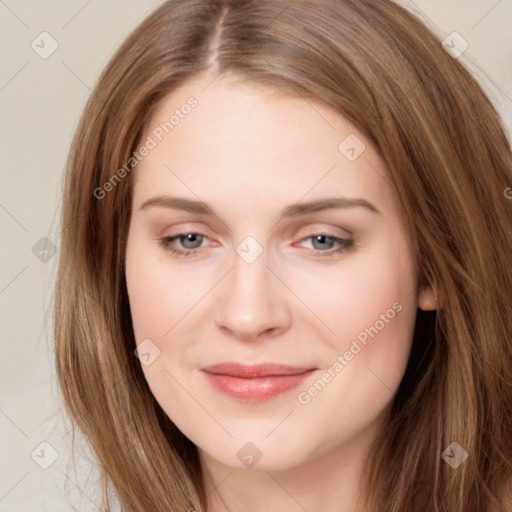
[124,71,437,512]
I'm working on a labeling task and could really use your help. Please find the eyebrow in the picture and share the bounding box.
[139,195,381,216]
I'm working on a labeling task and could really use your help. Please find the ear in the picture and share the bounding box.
[418,286,438,311]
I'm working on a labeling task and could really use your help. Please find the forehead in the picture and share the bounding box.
[133,74,395,213]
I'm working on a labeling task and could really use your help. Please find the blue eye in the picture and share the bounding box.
[159,232,355,259]
[301,234,354,256]
[159,233,207,256]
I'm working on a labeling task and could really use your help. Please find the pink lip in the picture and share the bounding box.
[201,363,316,402]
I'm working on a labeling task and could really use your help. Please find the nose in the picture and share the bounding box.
[214,247,291,341]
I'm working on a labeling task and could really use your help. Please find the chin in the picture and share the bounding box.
[199,436,316,473]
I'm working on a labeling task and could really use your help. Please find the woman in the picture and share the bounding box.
[54,0,512,510]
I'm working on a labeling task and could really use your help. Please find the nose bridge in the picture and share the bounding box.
[214,238,290,339]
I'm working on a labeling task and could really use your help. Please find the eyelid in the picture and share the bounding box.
[291,222,354,240]
[155,221,215,238]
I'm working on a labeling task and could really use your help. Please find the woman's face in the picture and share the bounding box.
[125,72,435,472]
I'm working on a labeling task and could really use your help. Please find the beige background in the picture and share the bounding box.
[1,1,511,510]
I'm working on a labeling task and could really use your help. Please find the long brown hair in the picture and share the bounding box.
[54,0,512,510]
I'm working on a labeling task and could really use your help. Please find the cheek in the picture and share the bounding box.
[288,239,418,356]
[291,245,418,438]
[125,241,208,345]
[339,243,418,390]
[292,240,419,422]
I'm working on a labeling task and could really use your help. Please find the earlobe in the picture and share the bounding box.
[418,286,438,311]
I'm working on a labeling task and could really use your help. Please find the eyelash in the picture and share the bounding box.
[158,233,355,258]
